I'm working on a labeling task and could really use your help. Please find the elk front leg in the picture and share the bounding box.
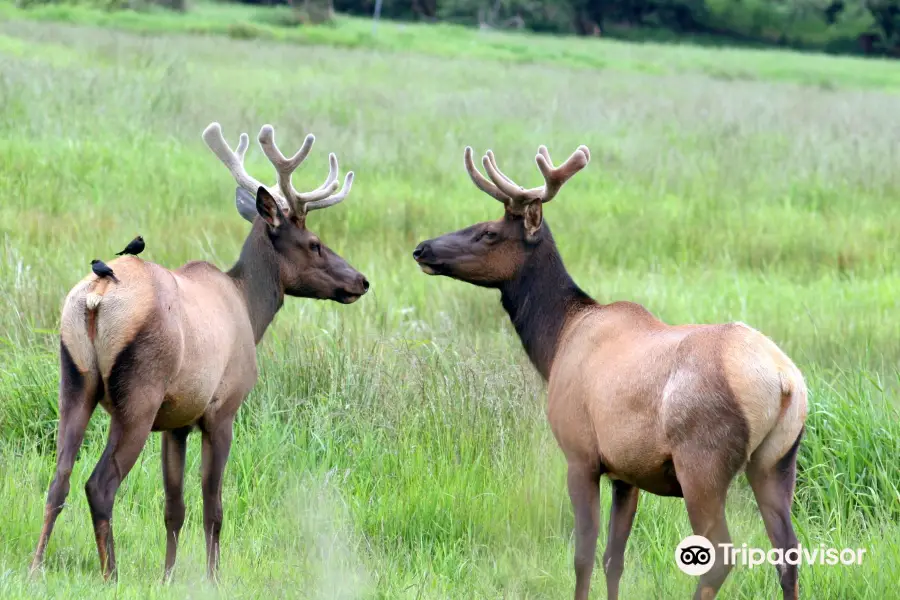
[567,461,601,600]
[603,480,639,600]
[200,417,234,582]
[162,427,191,581]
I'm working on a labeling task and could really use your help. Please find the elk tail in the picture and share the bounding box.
[779,371,793,397]
[85,279,112,341]
[86,294,103,311]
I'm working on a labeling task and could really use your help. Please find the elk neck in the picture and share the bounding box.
[498,222,596,380]
[227,220,285,344]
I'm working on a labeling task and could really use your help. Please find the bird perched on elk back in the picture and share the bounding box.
[90,259,119,283]
[116,235,145,256]
[30,122,369,584]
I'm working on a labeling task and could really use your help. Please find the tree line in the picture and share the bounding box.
[262,0,899,56]
[18,0,900,55]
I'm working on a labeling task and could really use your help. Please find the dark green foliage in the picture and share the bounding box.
[326,0,898,55]
[12,0,900,55]
[863,0,900,47]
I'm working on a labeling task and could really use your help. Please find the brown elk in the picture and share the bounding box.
[412,145,808,599]
[30,122,369,582]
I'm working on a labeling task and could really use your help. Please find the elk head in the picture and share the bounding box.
[203,122,369,304]
[413,143,590,287]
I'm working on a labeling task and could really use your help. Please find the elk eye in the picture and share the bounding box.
[483,230,498,240]
[310,242,321,255]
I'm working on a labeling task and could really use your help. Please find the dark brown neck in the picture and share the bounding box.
[499,223,596,380]
[227,220,284,344]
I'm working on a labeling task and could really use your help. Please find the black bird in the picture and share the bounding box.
[91,259,120,283]
[115,235,145,256]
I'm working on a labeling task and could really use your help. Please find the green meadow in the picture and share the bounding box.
[0,4,898,598]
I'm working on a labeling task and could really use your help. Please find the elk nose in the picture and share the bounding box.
[413,242,431,261]
[361,276,370,292]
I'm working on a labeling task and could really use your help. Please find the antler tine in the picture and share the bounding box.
[485,150,518,188]
[305,171,354,212]
[537,145,551,166]
[464,147,509,203]
[235,132,250,161]
[482,151,532,201]
[202,122,267,196]
[257,125,315,211]
[534,144,591,204]
[258,125,345,214]
[578,144,591,162]
[295,153,341,205]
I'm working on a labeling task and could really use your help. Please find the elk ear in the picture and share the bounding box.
[523,203,543,241]
[255,186,284,229]
[235,187,258,223]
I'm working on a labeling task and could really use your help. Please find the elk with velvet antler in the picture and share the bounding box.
[412,145,807,600]
[30,122,369,582]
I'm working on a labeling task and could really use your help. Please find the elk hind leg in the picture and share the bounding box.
[85,381,163,580]
[673,447,742,600]
[746,427,804,600]
[31,342,99,575]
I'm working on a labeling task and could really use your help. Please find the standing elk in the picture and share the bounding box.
[30,122,369,582]
[412,145,808,599]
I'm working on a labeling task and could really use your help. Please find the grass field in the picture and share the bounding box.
[1,5,899,599]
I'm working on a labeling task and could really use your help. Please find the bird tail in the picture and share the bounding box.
[115,251,124,256]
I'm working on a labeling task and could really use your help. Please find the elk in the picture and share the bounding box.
[30,122,369,582]
[412,145,808,599]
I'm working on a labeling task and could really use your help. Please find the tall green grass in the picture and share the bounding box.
[0,15,898,599]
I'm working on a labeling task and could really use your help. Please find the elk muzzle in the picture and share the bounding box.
[413,232,471,276]
[412,240,440,275]
[414,238,461,276]
[334,272,369,304]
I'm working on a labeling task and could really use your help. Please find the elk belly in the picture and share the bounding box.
[151,394,210,431]
[151,372,220,431]
[611,460,684,497]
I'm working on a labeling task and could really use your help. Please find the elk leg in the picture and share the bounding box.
[603,480,639,600]
[30,351,99,575]
[162,427,191,581]
[746,435,802,600]
[85,408,157,581]
[567,461,601,600]
[200,417,234,582]
[673,452,737,600]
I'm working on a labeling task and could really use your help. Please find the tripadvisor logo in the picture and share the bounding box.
[675,535,715,576]
[675,535,867,575]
